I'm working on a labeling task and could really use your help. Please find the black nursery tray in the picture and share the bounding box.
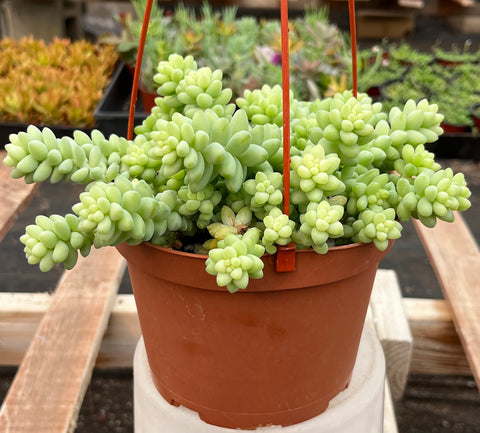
[428,133,480,161]
[94,63,148,138]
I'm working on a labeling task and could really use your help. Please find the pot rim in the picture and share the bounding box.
[117,240,393,292]
[140,239,366,260]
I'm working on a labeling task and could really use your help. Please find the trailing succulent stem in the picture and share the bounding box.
[3,54,472,291]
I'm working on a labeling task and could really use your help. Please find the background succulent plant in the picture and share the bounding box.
[107,3,351,101]
[0,37,118,128]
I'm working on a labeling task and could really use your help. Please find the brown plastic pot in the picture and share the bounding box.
[435,58,465,68]
[471,102,480,130]
[441,122,471,134]
[139,86,157,113]
[124,64,157,113]
[117,240,392,429]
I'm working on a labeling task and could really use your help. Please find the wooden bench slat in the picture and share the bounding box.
[0,247,126,433]
[449,0,475,7]
[413,214,480,388]
[404,298,472,376]
[370,269,413,400]
[1,294,471,375]
[0,151,38,243]
[384,381,399,433]
[398,0,425,9]
[0,284,473,376]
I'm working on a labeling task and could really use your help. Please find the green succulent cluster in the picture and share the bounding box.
[71,176,164,248]
[236,85,285,126]
[290,144,344,205]
[20,214,92,272]
[205,228,265,292]
[314,93,384,164]
[346,169,397,216]
[3,54,472,292]
[261,207,296,254]
[295,201,345,254]
[3,126,128,185]
[177,184,222,229]
[243,171,283,217]
[348,207,402,251]
[394,168,471,227]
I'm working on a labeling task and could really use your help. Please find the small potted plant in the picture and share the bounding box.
[407,63,452,97]
[2,54,472,429]
[431,77,480,133]
[433,94,473,133]
[358,59,409,98]
[389,42,434,67]
[378,79,425,113]
[433,41,478,67]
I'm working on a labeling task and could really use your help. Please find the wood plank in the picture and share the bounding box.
[0,292,53,366]
[384,381,399,433]
[0,294,474,375]
[413,214,480,387]
[96,294,141,367]
[450,0,474,7]
[403,298,472,376]
[0,150,38,243]
[0,293,140,368]
[420,0,480,16]
[370,270,413,400]
[354,311,400,433]
[398,0,424,8]
[0,247,126,433]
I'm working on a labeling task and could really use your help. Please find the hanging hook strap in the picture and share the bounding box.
[127,0,154,141]
[349,0,358,98]
[276,0,296,273]
[281,0,291,216]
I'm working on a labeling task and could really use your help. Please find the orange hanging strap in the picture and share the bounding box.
[281,0,291,216]
[348,0,358,98]
[276,0,296,273]
[127,0,154,141]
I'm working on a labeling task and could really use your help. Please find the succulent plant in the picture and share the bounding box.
[358,40,480,131]
[357,60,408,95]
[3,54,472,292]
[107,4,352,101]
[389,43,434,66]
[0,37,118,127]
[432,42,478,64]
